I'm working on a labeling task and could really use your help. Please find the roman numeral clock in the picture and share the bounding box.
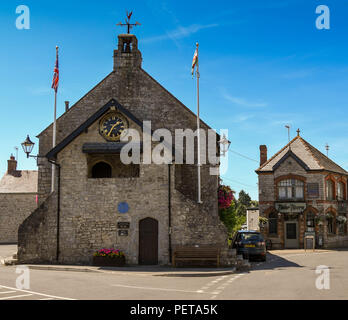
[99,111,129,141]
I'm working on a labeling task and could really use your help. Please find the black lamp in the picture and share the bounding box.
[21,135,35,158]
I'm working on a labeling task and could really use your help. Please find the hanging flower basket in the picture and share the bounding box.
[336,216,347,224]
[92,248,126,267]
[325,213,334,220]
[259,216,268,226]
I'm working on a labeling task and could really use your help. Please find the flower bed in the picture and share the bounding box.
[92,248,126,267]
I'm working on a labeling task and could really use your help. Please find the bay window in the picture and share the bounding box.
[278,179,304,200]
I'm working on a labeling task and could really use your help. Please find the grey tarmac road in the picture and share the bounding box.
[0,249,347,300]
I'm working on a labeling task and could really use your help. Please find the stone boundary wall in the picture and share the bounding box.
[0,193,37,243]
[18,192,57,263]
[171,165,230,266]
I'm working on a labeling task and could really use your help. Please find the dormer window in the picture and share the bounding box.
[278,179,304,200]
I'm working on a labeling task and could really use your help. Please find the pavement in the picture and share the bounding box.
[0,244,348,299]
[23,264,238,277]
[268,248,331,255]
[0,244,240,276]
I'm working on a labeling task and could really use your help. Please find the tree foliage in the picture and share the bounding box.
[218,186,257,236]
[238,190,252,207]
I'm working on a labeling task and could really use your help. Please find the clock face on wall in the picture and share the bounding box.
[99,112,128,141]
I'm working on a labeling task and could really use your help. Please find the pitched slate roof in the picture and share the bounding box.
[256,135,348,175]
[0,170,38,193]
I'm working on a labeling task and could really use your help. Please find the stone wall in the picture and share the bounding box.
[37,61,212,205]
[0,193,37,243]
[19,116,228,265]
[18,192,57,263]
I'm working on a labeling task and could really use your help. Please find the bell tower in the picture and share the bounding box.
[113,34,142,70]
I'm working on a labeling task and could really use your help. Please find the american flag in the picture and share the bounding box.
[51,46,59,92]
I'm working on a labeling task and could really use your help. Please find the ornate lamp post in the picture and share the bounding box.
[21,135,36,158]
[219,133,231,157]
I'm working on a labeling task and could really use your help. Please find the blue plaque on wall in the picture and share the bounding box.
[118,202,129,214]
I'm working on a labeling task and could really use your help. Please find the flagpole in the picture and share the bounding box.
[196,42,202,204]
[51,46,58,193]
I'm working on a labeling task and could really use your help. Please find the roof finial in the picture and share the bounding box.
[285,125,291,151]
[325,143,329,157]
[297,128,300,136]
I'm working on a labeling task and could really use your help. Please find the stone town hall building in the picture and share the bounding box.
[256,131,348,249]
[18,33,229,265]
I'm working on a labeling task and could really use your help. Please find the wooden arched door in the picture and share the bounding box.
[139,218,158,265]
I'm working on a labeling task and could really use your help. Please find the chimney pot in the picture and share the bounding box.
[7,154,17,174]
[65,101,70,112]
[260,145,268,166]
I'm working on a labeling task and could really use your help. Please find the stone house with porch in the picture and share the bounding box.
[256,131,348,249]
[17,32,230,265]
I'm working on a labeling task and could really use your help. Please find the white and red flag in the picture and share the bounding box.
[51,46,59,92]
[191,45,198,77]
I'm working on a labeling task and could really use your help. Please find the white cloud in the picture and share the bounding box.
[223,93,268,107]
[142,24,218,43]
[231,114,255,123]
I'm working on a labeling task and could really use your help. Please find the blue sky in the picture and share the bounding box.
[1,0,348,200]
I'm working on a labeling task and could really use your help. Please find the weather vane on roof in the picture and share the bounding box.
[116,11,141,34]
[325,143,329,157]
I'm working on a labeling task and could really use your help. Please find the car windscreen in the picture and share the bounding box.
[240,233,263,241]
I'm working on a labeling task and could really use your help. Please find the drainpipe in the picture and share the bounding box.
[48,159,61,262]
[168,164,172,263]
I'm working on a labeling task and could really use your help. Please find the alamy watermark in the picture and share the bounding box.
[15,5,30,30]
[118,121,229,175]
[316,5,330,30]
[16,265,30,290]
[315,265,330,290]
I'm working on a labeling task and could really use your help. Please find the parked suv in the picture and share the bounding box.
[231,230,266,261]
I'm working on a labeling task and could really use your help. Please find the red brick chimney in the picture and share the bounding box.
[260,145,267,166]
[7,154,17,174]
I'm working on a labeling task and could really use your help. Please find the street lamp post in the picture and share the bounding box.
[218,133,231,157]
[21,135,36,159]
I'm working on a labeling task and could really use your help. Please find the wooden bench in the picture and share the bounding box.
[172,246,220,267]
